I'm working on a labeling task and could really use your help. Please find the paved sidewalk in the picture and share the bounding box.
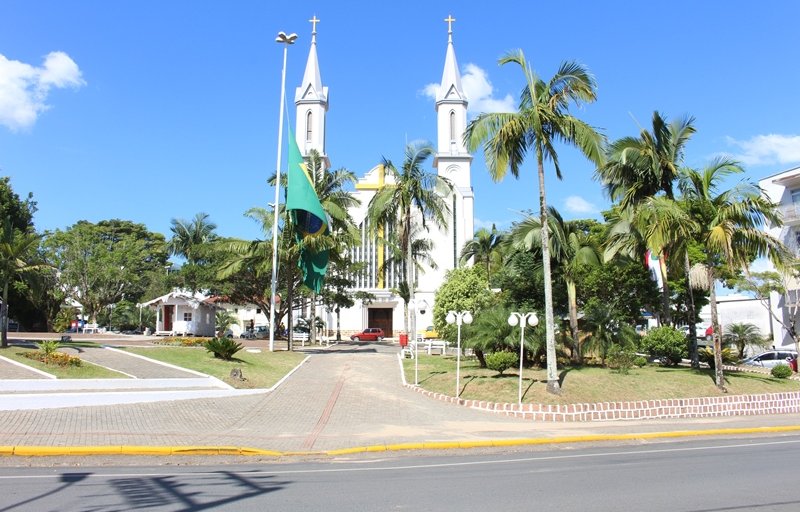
[0,355,53,379]
[1,341,799,454]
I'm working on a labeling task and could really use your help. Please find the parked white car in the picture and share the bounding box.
[741,350,798,368]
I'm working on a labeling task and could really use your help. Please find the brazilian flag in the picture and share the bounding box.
[285,128,329,292]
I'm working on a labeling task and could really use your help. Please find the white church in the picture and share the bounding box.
[291,17,474,338]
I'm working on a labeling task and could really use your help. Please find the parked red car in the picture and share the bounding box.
[350,328,385,342]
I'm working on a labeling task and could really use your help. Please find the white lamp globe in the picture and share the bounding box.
[446,312,456,325]
[527,314,539,327]
[463,312,473,325]
[508,314,519,327]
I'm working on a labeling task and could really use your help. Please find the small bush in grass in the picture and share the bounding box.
[23,342,82,367]
[634,356,648,368]
[485,351,518,376]
[204,337,244,360]
[699,347,736,370]
[772,364,793,379]
[607,344,637,374]
[156,337,207,347]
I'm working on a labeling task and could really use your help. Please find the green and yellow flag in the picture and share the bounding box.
[285,128,329,292]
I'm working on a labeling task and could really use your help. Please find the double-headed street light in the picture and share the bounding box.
[268,30,298,353]
[446,310,473,399]
[508,312,539,405]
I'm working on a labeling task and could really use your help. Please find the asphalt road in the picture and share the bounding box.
[2,434,799,511]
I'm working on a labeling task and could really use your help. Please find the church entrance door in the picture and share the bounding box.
[368,308,393,338]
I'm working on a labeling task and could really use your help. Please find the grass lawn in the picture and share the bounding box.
[124,346,307,389]
[404,354,800,405]
[1,345,129,379]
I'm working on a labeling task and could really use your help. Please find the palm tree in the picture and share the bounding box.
[168,212,218,264]
[723,322,766,359]
[367,141,452,332]
[0,217,43,347]
[459,224,504,285]
[509,207,601,363]
[596,112,697,327]
[582,299,638,366]
[463,305,545,369]
[215,310,238,338]
[681,158,789,390]
[466,51,605,393]
[220,151,360,349]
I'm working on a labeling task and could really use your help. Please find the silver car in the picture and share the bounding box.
[741,350,798,368]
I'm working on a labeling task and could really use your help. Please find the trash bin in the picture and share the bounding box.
[399,332,408,348]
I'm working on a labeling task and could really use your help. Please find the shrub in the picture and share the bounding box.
[640,327,687,366]
[485,351,519,376]
[698,347,736,369]
[32,340,81,367]
[607,344,637,374]
[155,337,207,347]
[204,337,244,360]
[634,356,648,368]
[772,364,793,379]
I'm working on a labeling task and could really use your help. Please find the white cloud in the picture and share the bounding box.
[422,63,515,114]
[564,195,597,214]
[0,51,85,131]
[725,134,800,166]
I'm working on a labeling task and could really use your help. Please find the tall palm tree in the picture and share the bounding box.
[466,50,605,394]
[596,112,697,327]
[459,224,504,285]
[367,141,452,332]
[0,217,43,347]
[168,212,218,264]
[681,158,789,390]
[509,207,601,363]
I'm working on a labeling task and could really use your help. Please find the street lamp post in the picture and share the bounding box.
[410,298,428,386]
[508,312,539,405]
[268,30,298,353]
[446,310,473,399]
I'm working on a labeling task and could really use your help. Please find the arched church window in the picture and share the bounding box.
[449,110,456,142]
[306,111,313,142]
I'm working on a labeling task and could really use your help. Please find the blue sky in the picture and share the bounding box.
[2,1,800,244]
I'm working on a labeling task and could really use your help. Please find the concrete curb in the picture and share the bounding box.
[4,425,800,457]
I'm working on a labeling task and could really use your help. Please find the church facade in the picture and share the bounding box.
[292,18,474,338]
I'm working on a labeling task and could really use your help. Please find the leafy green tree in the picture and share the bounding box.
[577,258,661,327]
[215,309,238,338]
[466,50,605,393]
[0,177,36,233]
[433,265,495,364]
[368,141,452,332]
[509,207,601,363]
[0,217,43,347]
[681,160,789,390]
[44,220,169,324]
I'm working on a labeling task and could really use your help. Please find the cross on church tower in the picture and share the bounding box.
[444,14,455,42]
[309,15,320,42]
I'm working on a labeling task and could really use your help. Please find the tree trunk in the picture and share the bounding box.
[474,348,487,368]
[335,306,341,341]
[310,292,317,344]
[567,279,581,364]
[709,268,726,391]
[286,275,294,352]
[1,281,8,348]
[659,252,672,325]
[684,252,699,368]
[538,158,560,394]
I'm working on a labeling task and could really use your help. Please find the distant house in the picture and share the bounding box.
[206,297,270,337]
[141,290,218,337]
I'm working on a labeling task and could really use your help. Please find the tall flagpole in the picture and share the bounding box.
[269,31,298,352]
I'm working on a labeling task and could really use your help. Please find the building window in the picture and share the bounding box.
[306,111,313,142]
[449,110,456,142]
[183,312,192,322]
[234,308,238,313]
[256,308,261,314]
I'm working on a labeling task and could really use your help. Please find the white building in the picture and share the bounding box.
[757,165,800,347]
[291,19,474,338]
[142,290,217,337]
